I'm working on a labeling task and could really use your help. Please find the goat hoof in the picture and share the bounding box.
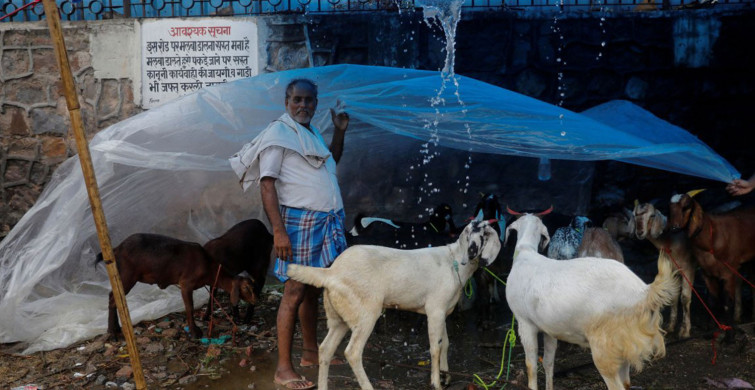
[441,372,452,386]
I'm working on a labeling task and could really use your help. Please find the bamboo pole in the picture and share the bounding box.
[40,1,147,388]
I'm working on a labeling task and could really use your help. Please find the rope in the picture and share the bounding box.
[463,266,506,300]
[206,264,239,345]
[472,315,517,389]
[483,266,507,286]
[695,222,755,365]
[705,224,755,290]
[458,264,515,389]
[207,264,223,337]
[0,0,42,21]
[662,247,731,365]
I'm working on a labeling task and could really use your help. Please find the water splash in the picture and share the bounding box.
[418,0,464,101]
[413,0,472,213]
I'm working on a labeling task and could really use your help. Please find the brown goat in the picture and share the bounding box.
[202,219,273,323]
[576,227,625,263]
[97,233,256,339]
[668,193,755,324]
[633,202,704,338]
[602,208,636,241]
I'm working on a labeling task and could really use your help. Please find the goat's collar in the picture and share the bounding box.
[451,259,464,287]
[452,257,477,285]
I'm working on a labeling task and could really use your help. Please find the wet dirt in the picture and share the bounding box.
[2,266,754,390]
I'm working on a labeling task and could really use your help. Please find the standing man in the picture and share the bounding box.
[230,79,349,390]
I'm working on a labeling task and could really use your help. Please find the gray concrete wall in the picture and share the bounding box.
[1,9,753,239]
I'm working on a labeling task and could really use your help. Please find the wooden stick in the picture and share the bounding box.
[40,2,146,389]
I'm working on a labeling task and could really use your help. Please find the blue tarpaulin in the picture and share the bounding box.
[0,64,738,353]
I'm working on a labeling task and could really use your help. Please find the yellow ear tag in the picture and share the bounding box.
[686,189,706,198]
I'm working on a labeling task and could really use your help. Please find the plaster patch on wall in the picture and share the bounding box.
[90,20,137,79]
[673,15,721,68]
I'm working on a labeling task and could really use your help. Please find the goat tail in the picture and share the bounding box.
[645,249,679,313]
[634,249,680,368]
[286,264,330,289]
[587,251,679,375]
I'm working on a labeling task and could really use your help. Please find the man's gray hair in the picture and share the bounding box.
[285,79,318,99]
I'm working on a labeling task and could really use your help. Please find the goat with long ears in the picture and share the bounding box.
[286,219,501,390]
[503,208,676,390]
[668,188,755,325]
[633,200,700,338]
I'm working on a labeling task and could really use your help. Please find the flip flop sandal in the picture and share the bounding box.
[273,375,315,390]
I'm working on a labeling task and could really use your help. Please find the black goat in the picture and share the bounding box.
[469,193,510,324]
[347,203,457,249]
[203,219,273,324]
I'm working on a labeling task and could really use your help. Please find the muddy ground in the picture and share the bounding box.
[1,274,754,390]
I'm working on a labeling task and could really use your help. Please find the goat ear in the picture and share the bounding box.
[539,225,550,251]
[650,214,664,238]
[504,225,514,246]
[688,199,704,233]
[230,278,240,305]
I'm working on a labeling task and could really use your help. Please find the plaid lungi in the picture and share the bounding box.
[274,206,347,282]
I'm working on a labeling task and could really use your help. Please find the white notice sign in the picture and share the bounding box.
[141,19,258,109]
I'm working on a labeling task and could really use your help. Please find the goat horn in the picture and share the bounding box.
[687,189,706,197]
[506,205,522,216]
[535,205,554,217]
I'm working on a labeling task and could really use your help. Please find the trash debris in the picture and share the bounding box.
[10,385,38,390]
[704,377,755,389]
[200,334,232,345]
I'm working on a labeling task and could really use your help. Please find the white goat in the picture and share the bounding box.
[286,220,501,390]
[633,202,699,338]
[504,212,677,390]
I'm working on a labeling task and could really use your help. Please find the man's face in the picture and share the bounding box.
[285,83,318,127]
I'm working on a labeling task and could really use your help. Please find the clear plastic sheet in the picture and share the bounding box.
[0,64,738,353]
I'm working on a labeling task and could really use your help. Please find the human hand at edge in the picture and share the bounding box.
[330,100,349,132]
[273,231,293,262]
[726,178,755,196]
